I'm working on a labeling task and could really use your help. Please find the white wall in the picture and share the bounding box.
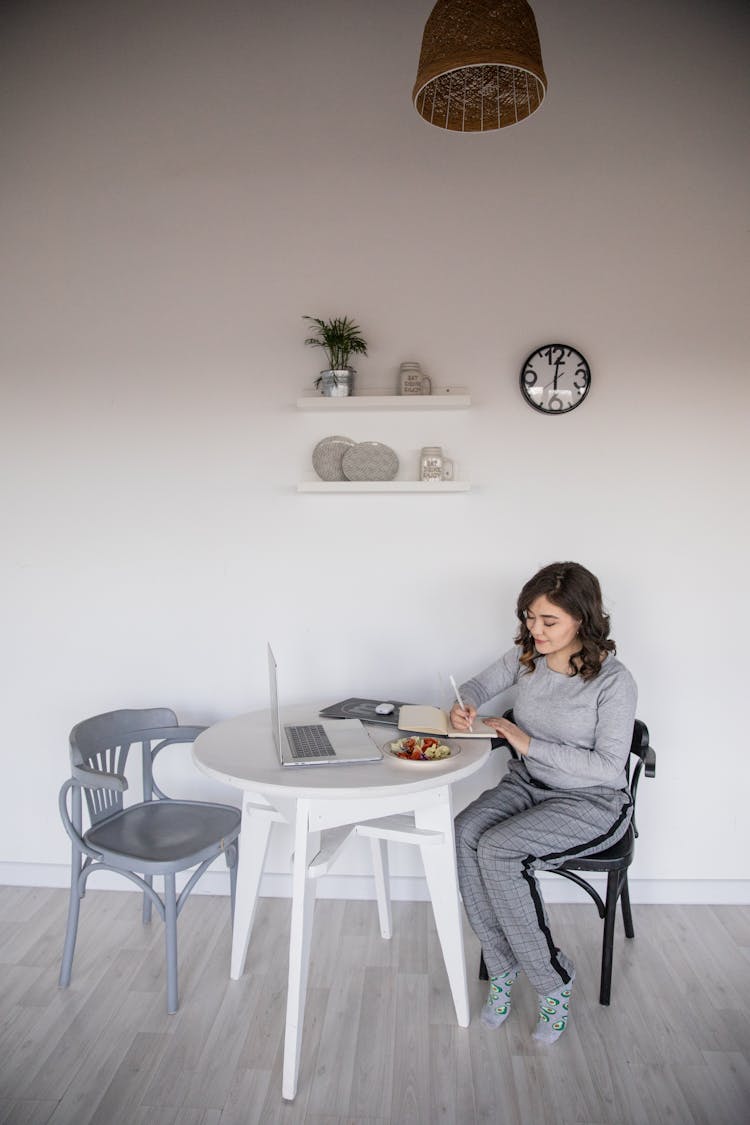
[2,0,748,900]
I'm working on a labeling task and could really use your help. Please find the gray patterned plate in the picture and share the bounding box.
[312,435,356,481]
[342,442,399,481]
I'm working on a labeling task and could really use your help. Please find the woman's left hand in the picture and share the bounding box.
[481,716,531,756]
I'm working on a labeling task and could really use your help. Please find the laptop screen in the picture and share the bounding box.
[267,643,283,764]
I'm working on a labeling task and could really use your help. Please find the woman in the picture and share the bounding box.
[452,562,637,1043]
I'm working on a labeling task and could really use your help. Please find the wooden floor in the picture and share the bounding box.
[0,887,748,1125]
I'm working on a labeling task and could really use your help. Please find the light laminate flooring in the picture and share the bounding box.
[0,886,748,1124]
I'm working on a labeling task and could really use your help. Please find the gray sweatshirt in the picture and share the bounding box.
[460,647,638,791]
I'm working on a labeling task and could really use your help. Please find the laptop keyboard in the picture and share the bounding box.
[286,724,336,759]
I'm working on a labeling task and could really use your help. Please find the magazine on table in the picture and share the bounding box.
[319,697,413,727]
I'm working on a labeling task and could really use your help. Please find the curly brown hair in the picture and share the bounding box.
[514,562,616,681]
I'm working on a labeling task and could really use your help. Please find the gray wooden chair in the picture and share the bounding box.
[58,707,241,1013]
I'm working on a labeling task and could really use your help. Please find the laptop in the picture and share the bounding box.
[268,644,383,767]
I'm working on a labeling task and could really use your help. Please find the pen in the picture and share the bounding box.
[449,675,473,733]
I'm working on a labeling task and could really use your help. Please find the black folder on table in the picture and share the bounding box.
[318,697,414,727]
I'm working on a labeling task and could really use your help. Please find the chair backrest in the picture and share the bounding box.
[625,719,655,838]
[69,707,178,826]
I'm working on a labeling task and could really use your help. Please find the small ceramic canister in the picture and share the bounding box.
[399,362,431,395]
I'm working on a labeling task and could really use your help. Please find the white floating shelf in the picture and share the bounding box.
[297,480,471,493]
[296,390,470,411]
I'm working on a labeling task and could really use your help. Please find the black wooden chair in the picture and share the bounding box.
[478,712,655,1005]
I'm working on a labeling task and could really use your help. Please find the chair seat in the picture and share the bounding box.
[85,800,241,872]
[558,824,634,873]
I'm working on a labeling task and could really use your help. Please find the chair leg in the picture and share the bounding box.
[620,875,635,939]
[599,870,621,1006]
[142,874,153,924]
[164,872,178,1014]
[227,843,238,927]
[59,851,83,988]
[479,950,489,981]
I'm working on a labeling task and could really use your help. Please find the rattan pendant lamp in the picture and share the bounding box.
[413,0,547,132]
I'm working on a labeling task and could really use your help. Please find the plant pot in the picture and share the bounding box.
[316,368,355,397]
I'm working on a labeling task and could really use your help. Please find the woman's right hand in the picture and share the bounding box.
[450,701,477,731]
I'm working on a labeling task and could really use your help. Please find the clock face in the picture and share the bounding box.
[520,344,591,414]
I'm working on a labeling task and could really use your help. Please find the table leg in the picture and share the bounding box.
[282,799,320,1101]
[415,788,470,1027]
[370,837,392,939]
[230,800,276,980]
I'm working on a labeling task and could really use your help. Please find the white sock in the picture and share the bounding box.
[480,967,520,1029]
[533,973,574,1043]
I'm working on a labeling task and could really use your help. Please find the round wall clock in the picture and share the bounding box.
[519,344,591,414]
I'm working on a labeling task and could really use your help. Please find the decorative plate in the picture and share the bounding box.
[312,435,356,481]
[342,442,399,481]
[388,737,459,764]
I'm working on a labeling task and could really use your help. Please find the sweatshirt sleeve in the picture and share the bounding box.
[525,664,638,787]
[459,647,521,709]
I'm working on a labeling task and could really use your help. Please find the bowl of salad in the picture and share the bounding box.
[388,736,458,764]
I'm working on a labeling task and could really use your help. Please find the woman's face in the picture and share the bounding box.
[524,594,581,663]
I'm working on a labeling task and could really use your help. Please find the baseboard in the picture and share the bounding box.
[1,863,749,905]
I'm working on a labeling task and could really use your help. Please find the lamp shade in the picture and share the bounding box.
[413,0,547,132]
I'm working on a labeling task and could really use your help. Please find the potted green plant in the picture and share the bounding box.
[303,315,368,396]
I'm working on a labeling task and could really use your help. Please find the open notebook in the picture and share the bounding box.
[397,704,495,739]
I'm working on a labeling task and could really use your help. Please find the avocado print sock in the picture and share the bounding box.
[480,966,520,1029]
[532,972,574,1043]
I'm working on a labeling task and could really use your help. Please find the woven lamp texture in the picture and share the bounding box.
[413,0,547,132]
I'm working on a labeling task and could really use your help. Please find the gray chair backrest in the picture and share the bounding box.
[69,707,178,826]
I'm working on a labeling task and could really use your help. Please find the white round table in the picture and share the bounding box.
[193,705,492,1101]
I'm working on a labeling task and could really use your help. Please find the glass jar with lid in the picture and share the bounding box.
[420,446,453,481]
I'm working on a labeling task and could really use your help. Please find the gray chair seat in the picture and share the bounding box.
[86,800,240,871]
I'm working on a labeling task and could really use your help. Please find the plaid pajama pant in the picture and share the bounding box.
[454,757,632,995]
